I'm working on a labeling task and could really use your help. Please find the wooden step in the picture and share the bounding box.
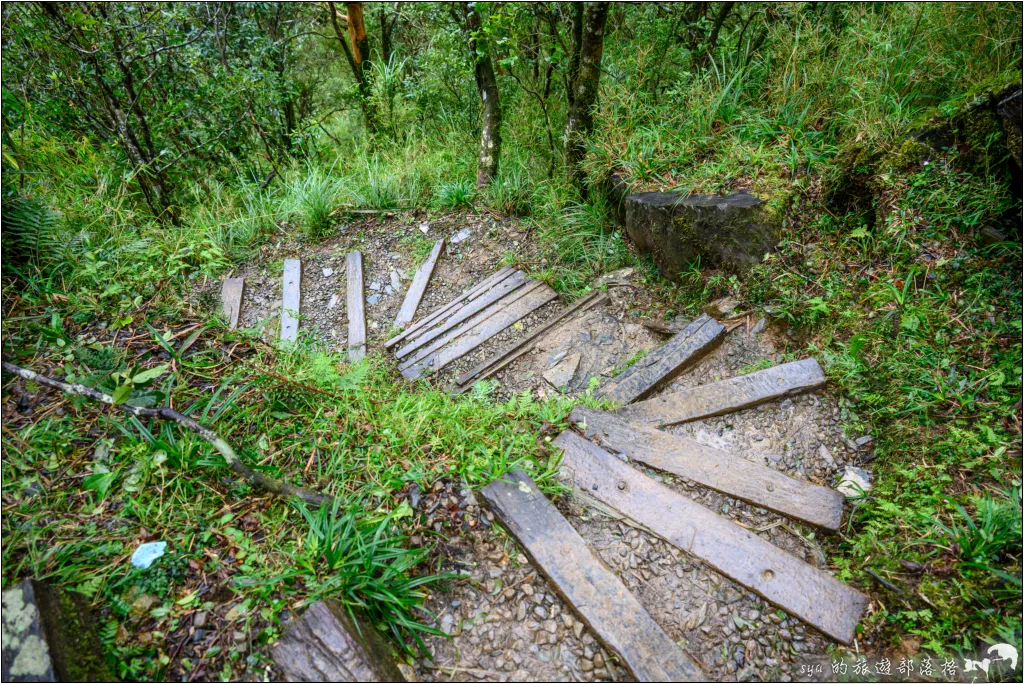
[617,358,827,426]
[596,314,725,406]
[401,283,558,380]
[221,277,244,329]
[454,290,611,391]
[480,470,706,681]
[554,430,869,645]
[570,406,844,530]
[385,266,515,349]
[281,259,301,343]
[395,271,529,359]
[346,252,366,362]
[394,238,445,328]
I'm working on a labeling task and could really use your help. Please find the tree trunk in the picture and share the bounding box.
[328,1,377,133]
[564,2,609,195]
[462,3,502,188]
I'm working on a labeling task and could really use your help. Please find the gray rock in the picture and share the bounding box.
[390,270,402,290]
[836,466,872,498]
[367,293,382,306]
[322,267,334,277]
[543,353,581,390]
[451,227,472,244]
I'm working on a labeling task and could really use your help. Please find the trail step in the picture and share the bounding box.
[347,252,366,363]
[281,259,301,343]
[480,470,706,681]
[400,282,557,380]
[596,313,725,406]
[554,430,869,645]
[394,238,445,329]
[454,289,611,391]
[616,358,827,426]
[396,270,529,359]
[385,266,514,349]
[221,277,244,330]
[570,406,844,529]
[271,599,406,682]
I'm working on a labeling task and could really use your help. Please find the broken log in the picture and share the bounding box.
[394,238,445,328]
[570,406,844,530]
[271,600,405,682]
[554,430,869,644]
[346,251,366,363]
[480,470,705,681]
[596,314,725,406]
[616,358,827,426]
[281,259,302,343]
[221,277,245,330]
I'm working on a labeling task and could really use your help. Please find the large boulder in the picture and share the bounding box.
[622,190,779,278]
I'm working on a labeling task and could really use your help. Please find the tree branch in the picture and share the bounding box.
[1,361,330,506]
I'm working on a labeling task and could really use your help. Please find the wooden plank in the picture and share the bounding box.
[281,259,301,343]
[346,251,366,363]
[596,314,725,406]
[570,406,844,530]
[454,290,610,389]
[395,271,529,359]
[554,430,869,645]
[385,266,516,349]
[272,600,406,682]
[480,470,705,681]
[221,277,244,329]
[401,284,557,380]
[617,358,827,427]
[394,238,445,329]
[399,280,545,372]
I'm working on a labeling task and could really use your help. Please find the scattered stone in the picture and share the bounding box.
[704,297,741,318]
[836,466,872,498]
[854,435,874,447]
[818,444,836,469]
[370,281,382,291]
[322,267,334,277]
[419,220,430,234]
[390,270,402,290]
[451,227,472,244]
[327,294,340,310]
[751,317,767,334]
[367,293,382,306]
[542,352,581,390]
[130,541,167,569]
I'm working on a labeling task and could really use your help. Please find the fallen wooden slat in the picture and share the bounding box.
[616,358,827,427]
[454,290,610,390]
[221,277,245,329]
[570,406,844,530]
[402,284,557,380]
[399,280,545,371]
[394,238,445,329]
[346,251,366,363]
[596,314,725,406]
[554,431,868,645]
[384,266,515,349]
[281,259,301,343]
[396,271,529,359]
[480,470,705,681]
[272,599,406,682]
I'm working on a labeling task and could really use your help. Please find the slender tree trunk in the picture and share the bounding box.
[460,3,502,188]
[327,1,377,133]
[564,2,609,195]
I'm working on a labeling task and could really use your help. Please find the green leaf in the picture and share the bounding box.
[132,364,169,385]
[111,383,133,405]
[83,471,117,499]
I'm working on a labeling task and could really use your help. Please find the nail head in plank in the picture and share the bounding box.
[394,238,445,329]
[396,271,529,359]
[221,277,244,329]
[281,260,301,343]
[480,470,706,681]
[454,290,610,388]
[597,314,725,406]
[385,266,515,349]
[554,431,868,644]
[402,284,557,380]
[347,251,366,362]
[571,406,844,530]
[617,358,827,427]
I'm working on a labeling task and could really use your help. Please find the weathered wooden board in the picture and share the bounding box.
[617,358,827,426]
[596,314,725,406]
[221,277,245,329]
[396,271,529,359]
[454,290,611,390]
[272,599,406,682]
[399,280,545,371]
[394,238,445,328]
[385,266,515,349]
[570,406,844,529]
[480,470,705,681]
[554,431,869,645]
[281,259,302,343]
[401,284,557,380]
[346,251,366,363]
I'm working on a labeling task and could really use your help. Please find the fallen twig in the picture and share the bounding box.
[2,361,330,506]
